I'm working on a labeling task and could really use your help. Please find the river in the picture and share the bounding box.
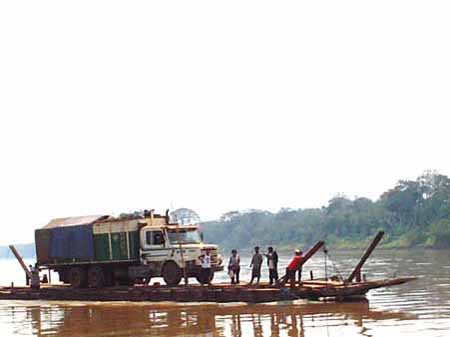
[0,249,449,336]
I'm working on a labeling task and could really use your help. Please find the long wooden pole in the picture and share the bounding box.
[347,231,384,283]
[168,210,188,285]
[298,241,325,267]
[9,245,32,278]
[175,224,188,285]
[277,241,324,285]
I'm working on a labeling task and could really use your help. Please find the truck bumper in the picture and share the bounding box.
[186,264,224,276]
[212,265,224,272]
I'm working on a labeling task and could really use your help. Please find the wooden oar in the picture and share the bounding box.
[277,240,325,286]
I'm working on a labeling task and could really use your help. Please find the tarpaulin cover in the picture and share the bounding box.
[50,225,95,260]
[35,229,51,264]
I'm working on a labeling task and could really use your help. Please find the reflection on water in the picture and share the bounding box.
[0,300,417,337]
[0,249,449,336]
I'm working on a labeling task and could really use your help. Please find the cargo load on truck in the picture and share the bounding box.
[35,210,223,288]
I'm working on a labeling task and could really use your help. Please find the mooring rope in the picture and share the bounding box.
[321,245,346,283]
[323,248,345,282]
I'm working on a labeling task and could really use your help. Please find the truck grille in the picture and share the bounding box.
[202,249,219,265]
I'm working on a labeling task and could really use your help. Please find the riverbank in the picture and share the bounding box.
[221,237,450,252]
[3,239,449,263]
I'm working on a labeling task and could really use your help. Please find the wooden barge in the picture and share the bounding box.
[0,277,415,303]
[2,231,416,303]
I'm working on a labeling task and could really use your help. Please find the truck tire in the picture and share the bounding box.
[162,261,182,286]
[120,278,135,286]
[196,271,214,284]
[102,268,113,287]
[69,267,87,288]
[88,266,105,288]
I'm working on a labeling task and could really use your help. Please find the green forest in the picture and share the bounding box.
[202,171,450,250]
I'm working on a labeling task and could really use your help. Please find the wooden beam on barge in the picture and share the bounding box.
[277,240,324,286]
[347,231,384,283]
[9,245,32,279]
[304,277,417,299]
[299,240,325,267]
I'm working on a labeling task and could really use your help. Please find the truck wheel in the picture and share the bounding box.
[102,268,113,287]
[196,271,214,284]
[162,261,182,286]
[88,266,105,288]
[124,278,135,286]
[69,267,87,288]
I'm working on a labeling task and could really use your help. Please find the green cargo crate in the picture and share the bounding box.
[94,231,139,262]
[111,232,128,260]
[94,234,111,261]
[128,231,139,259]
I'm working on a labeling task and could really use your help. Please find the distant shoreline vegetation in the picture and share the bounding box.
[4,171,450,259]
[202,171,450,250]
[0,244,35,260]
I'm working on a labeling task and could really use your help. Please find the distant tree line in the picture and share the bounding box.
[0,243,35,259]
[202,171,450,250]
[3,171,449,260]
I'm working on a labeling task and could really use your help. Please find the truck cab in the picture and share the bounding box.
[138,222,223,286]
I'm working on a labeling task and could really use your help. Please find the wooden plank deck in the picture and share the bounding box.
[0,277,416,303]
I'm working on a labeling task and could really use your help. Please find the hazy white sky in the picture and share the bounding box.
[0,1,449,244]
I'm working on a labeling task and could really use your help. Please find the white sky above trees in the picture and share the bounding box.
[0,1,449,244]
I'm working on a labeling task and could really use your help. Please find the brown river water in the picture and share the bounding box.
[0,249,449,336]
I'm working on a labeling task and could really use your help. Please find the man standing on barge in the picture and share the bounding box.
[30,263,40,290]
[228,249,241,284]
[248,246,263,285]
[199,249,212,285]
[265,246,279,285]
[279,249,303,287]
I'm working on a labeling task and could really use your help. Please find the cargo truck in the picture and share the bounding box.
[35,211,223,288]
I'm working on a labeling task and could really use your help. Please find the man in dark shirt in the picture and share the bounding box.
[228,249,241,284]
[264,246,279,285]
[249,246,263,285]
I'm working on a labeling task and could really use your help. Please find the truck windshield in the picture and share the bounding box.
[168,229,202,244]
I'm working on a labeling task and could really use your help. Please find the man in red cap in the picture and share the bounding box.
[280,249,303,287]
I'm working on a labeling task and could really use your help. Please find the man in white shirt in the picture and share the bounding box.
[265,246,279,285]
[199,249,212,285]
